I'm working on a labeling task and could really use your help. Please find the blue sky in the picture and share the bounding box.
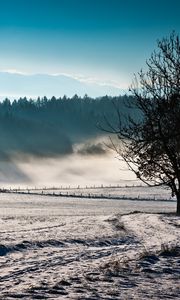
[0,0,179,90]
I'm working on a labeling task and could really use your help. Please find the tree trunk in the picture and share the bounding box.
[177,193,180,216]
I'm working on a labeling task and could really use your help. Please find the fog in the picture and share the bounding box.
[0,138,137,188]
[0,95,139,187]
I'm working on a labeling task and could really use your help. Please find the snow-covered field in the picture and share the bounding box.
[9,185,175,201]
[0,191,179,299]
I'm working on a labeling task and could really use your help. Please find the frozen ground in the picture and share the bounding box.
[0,192,179,299]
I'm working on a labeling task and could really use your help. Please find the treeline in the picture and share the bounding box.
[0,94,134,159]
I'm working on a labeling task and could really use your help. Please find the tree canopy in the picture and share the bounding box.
[106,32,180,215]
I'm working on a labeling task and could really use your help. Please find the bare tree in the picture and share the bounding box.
[105,32,180,215]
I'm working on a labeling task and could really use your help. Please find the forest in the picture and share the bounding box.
[0,94,133,160]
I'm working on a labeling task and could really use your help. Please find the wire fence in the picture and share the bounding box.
[0,185,175,203]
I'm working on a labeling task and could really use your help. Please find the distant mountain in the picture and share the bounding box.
[0,72,123,99]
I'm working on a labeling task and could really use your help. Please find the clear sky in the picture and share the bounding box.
[0,0,179,89]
